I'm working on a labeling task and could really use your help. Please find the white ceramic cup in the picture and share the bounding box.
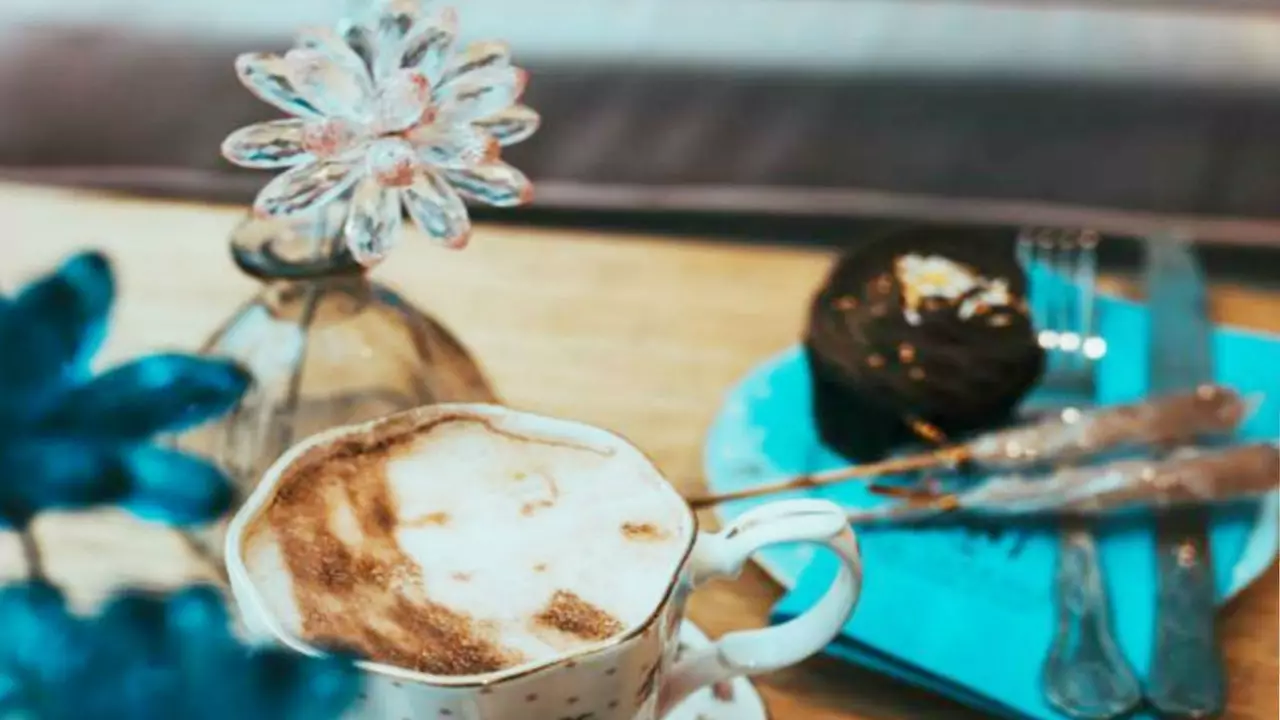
[225,404,861,719]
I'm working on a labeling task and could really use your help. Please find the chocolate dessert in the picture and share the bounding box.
[804,224,1044,462]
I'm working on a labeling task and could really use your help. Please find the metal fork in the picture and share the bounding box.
[1018,228,1143,720]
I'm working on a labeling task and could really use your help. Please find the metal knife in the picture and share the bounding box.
[1143,234,1226,718]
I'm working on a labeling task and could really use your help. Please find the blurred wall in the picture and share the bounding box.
[5,0,1280,244]
[7,0,1280,84]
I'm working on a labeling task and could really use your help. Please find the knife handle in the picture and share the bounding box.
[1149,511,1226,718]
[1043,524,1142,719]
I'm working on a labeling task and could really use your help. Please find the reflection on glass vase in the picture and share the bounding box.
[176,202,496,566]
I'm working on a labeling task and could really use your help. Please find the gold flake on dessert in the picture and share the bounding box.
[895,254,1020,324]
[958,278,1014,320]
[894,254,979,325]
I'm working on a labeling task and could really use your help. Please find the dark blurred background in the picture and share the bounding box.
[5,0,1280,272]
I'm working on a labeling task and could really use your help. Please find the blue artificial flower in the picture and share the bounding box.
[0,581,361,720]
[0,252,252,529]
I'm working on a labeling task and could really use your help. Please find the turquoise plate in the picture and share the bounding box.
[704,293,1279,719]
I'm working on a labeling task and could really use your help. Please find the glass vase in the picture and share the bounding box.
[176,202,496,564]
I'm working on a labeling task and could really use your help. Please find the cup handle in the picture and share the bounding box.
[657,499,862,716]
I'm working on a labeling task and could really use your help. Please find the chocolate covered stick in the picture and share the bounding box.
[685,449,964,509]
[844,443,1280,525]
[965,384,1251,468]
[686,385,1251,509]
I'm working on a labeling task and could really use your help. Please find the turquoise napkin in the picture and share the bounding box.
[743,294,1279,720]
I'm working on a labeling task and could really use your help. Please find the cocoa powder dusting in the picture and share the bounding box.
[620,522,668,542]
[712,681,736,702]
[388,598,515,676]
[533,590,624,641]
[403,511,451,527]
[518,471,561,517]
[521,500,555,516]
[265,415,526,675]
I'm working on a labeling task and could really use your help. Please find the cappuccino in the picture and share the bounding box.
[238,406,692,678]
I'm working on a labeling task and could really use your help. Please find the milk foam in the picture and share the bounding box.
[239,406,692,677]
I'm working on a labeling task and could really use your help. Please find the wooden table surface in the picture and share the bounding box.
[0,182,1275,719]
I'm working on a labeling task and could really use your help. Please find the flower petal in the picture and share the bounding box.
[399,7,458,81]
[365,137,420,187]
[377,0,433,33]
[121,445,234,526]
[410,124,500,168]
[336,17,377,73]
[471,105,541,147]
[221,119,314,169]
[0,252,114,410]
[300,118,362,160]
[403,170,471,248]
[370,0,433,78]
[254,160,361,218]
[442,162,533,207]
[234,53,324,119]
[436,66,528,123]
[373,69,432,134]
[42,354,251,440]
[438,41,510,88]
[344,177,403,266]
[286,33,376,122]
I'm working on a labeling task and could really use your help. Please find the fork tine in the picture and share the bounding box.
[1018,226,1103,385]
[1041,228,1066,373]
[1018,228,1049,359]
[1016,227,1036,283]
[1035,228,1135,719]
[1077,230,1101,360]
[1059,229,1083,374]
[1016,229,1038,317]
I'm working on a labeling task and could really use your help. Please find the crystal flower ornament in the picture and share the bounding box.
[0,252,250,530]
[222,0,540,266]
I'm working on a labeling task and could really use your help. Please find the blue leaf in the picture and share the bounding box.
[54,252,115,370]
[41,355,251,441]
[0,582,77,667]
[0,581,88,706]
[236,649,361,720]
[0,252,114,402]
[77,592,182,720]
[0,440,128,528]
[165,586,241,682]
[120,446,234,526]
[164,587,272,720]
[164,586,232,643]
[0,670,27,716]
[273,653,363,720]
[0,583,361,720]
